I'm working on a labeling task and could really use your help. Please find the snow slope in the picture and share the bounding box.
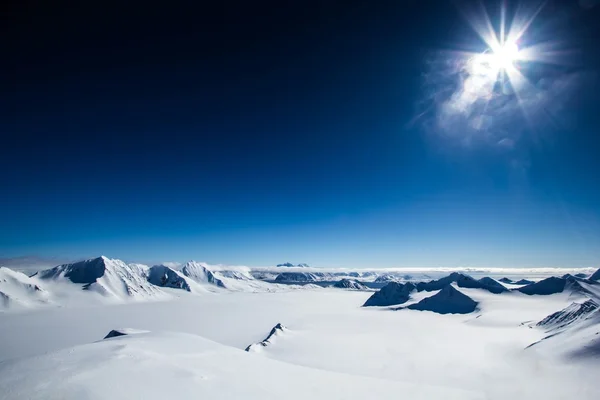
[537,299,599,331]
[0,267,48,309]
[0,330,483,400]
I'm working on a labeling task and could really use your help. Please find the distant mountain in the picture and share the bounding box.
[518,275,597,296]
[275,272,319,282]
[499,277,514,284]
[477,277,508,294]
[374,274,400,283]
[416,272,508,294]
[363,282,416,307]
[333,279,368,290]
[589,268,600,281]
[407,285,478,315]
[276,263,310,268]
[35,256,163,300]
[514,279,534,285]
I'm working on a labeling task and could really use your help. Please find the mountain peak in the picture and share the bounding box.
[408,285,478,314]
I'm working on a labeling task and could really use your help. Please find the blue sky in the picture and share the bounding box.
[2,0,600,268]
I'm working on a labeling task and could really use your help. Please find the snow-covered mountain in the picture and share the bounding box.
[415,272,507,294]
[275,271,319,282]
[407,285,478,314]
[35,256,164,301]
[178,261,283,292]
[589,268,600,281]
[374,274,400,283]
[537,299,599,331]
[147,265,192,291]
[180,261,226,288]
[332,278,368,290]
[0,267,49,309]
[276,262,310,268]
[528,297,600,359]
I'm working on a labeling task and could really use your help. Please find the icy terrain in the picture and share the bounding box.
[0,257,599,399]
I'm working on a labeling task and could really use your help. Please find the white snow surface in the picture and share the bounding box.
[0,330,482,400]
[1,260,600,399]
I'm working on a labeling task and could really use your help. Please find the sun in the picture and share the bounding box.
[490,41,520,70]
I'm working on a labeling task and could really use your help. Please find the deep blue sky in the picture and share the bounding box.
[2,0,600,268]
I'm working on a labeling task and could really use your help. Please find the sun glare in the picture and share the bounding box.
[491,41,520,70]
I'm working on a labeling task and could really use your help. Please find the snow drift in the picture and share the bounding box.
[0,330,483,400]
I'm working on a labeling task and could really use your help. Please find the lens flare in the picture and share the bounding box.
[420,1,579,147]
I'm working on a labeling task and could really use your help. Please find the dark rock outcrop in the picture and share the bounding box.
[245,323,286,352]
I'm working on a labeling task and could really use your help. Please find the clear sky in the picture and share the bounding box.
[2,0,600,268]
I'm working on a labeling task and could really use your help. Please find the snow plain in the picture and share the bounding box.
[1,262,599,399]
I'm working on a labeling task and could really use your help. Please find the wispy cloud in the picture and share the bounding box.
[417,50,584,149]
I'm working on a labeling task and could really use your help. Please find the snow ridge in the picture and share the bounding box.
[245,323,287,352]
[537,299,599,332]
